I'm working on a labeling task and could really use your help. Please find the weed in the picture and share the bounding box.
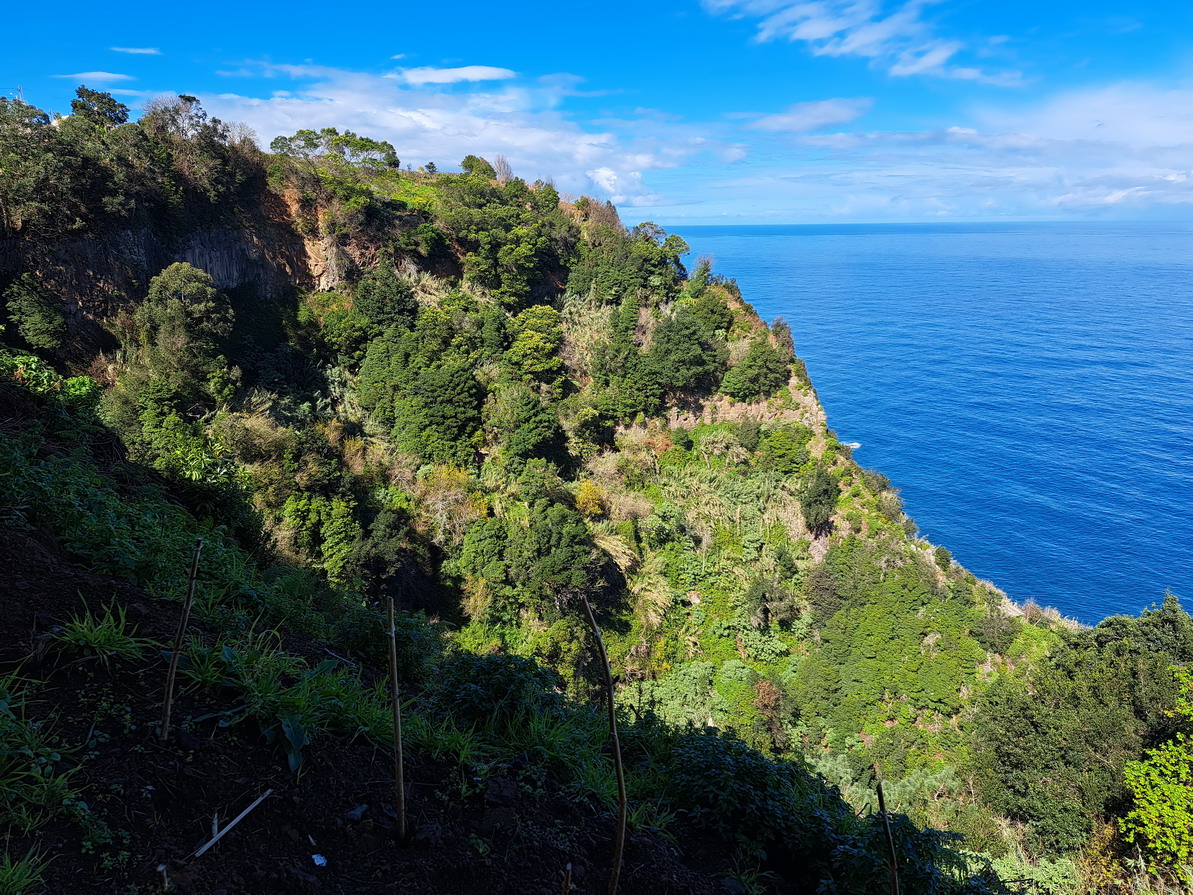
[626,800,678,840]
[173,639,229,693]
[0,848,46,895]
[726,858,779,895]
[0,674,76,835]
[53,604,151,670]
[407,714,490,766]
[467,833,490,856]
[181,632,387,771]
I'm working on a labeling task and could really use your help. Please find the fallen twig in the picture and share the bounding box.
[324,647,358,666]
[191,788,274,859]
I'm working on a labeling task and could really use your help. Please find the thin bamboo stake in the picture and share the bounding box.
[386,595,407,842]
[191,788,273,858]
[876,781,901,895]
[161,538,204,743]
[579,594,626,895]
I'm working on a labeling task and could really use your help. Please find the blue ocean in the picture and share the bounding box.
[671,223,1193,624]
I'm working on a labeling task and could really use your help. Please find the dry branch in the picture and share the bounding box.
[386,595,407,841]
[877,781,901,895]
[161,538,203,743]
[579,594,626,895]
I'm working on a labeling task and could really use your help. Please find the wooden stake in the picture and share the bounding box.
[876,781,901,895]
[579,594,626,895]
[161,538,204,743]
[386,595,407,842]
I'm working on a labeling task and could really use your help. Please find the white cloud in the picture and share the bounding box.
[53,71,135,82]
[111,47,161,55]
[749,97,872,132]
[396,65,516,86]
[703,0,1020,84]
[585,167,661,207]
[196,62,711,207]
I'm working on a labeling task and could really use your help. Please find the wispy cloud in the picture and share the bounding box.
[748,97,873,132]
[702,0,1021,85]
[53,71,135,83]
[111,47,161,55]
[395,65,516,86]
[708,82,1193,218]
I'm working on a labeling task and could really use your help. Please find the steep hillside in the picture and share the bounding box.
[2,88,1192,895]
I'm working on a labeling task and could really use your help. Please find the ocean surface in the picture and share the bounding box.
[670,223,1193,624]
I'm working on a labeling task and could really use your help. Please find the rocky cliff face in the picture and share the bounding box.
[0,211,318,355]
[1,222,313,309]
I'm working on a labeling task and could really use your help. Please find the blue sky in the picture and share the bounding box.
[6,0,1193,223]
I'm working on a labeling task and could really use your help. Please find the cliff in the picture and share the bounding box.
[3,90,1190,895]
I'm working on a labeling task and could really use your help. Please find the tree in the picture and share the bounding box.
[1121,668,1193,879]
[0,98,82,237]
[772,317,795,362]
[688,292,732,335]
[647,307,724,396]
[393,356,484,465]
[493,154,513,184]
[137,262,234,373]
[270,127,397,170]
[721,336,789,401]
[460,154,496,178]
[501,389,568,473]
[506,304,563,383]
[686,258,711,299]
[425,161,438,174]
[4,274,66,350]
[70,86,130,129]
[354,265,417,328]
[801,464,838,536]
[141,94,255,203]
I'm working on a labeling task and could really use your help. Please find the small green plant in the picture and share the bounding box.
[726,858,779,895]
[626,800,677,839]
[187,632,386,772]
[0,675,76,836]
[467,833,490,856]
[406,713,489,766]
[54,603,151,670]
[174,639,230,693]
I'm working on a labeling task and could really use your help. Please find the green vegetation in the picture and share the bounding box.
[0,88,1189,893]
[53,605,150,671]
[3,275,65,351]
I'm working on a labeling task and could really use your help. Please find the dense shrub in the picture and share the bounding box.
[4,274,66,351]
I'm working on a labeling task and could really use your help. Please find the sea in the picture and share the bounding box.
[670,223,1193,625]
